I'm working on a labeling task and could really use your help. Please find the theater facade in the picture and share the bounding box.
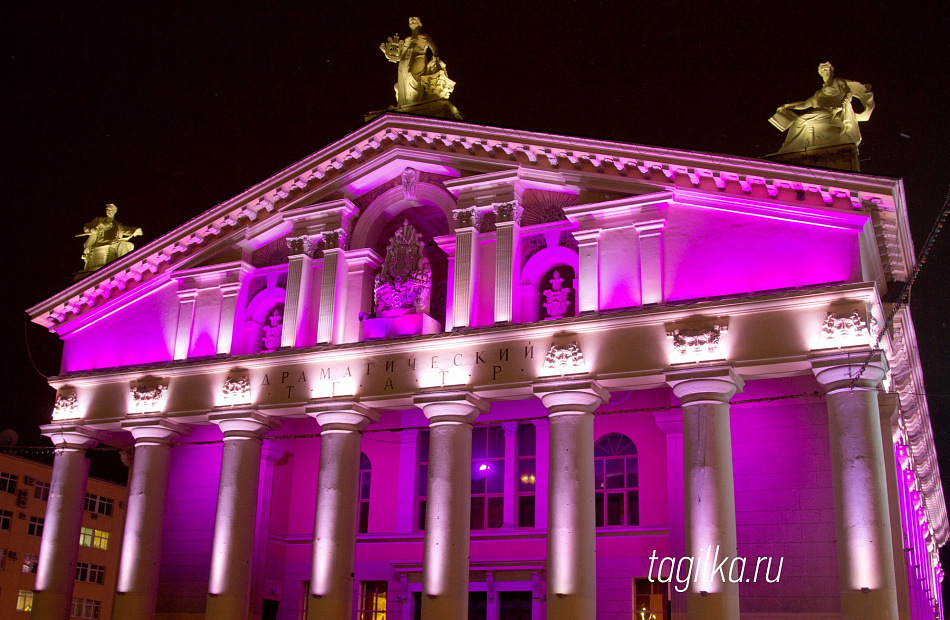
[28,113,945,620]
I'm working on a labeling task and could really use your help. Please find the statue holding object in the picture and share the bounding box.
[380,17,456,108]
[76,203,142,278]
[771,62,874,155]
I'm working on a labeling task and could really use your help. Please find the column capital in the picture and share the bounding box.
[666,366,743,404]
[652,411,683,434]
[501,420,519,436]
[40,423,104,450]
[811,351,887,393]
[632,218,666,236]
[121,419,191,445]
[533,379,608,415]
[306,400,380,430]
[209,410,278,438]
[414,391,487,424]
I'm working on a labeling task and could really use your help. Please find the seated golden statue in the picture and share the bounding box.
[771,62,874,155]
[78,204,142,274]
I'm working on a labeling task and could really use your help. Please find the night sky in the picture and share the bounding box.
[5,0,949,603]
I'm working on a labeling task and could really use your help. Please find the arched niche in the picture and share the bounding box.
[236,286,286,355]
[518,246,579,323]
[350,182,458,252]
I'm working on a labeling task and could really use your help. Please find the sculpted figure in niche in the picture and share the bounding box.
[771,62,874,154]
[78,204,143,273]
[262,309,283,352]
[380,17,455,108]
[374,221,432,317]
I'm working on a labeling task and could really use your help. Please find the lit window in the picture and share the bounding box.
[0,509,12,531]
[16,590,33,612]
[634,578,669,619]
[471,425,505,530]
[80,527,110,550]
[415,430,429,531]
[358,453,371,534]
[76,562,106,584]
[33,481,50,501]
[594,433,639,527]
[84,494,114,516]
[358,581,388,619]
[516,423,537,528]
[0,472,18,494]
[22,554,39,574]
[28,516,44,537]
[70,598,101,619]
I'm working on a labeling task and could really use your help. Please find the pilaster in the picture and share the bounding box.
[633,219,666,305]
[173,288,198,360]
[343,248,383,343]
[316,229,348,344]
[573,230,601,313]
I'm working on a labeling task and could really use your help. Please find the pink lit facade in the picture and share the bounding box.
[28,115,945,620]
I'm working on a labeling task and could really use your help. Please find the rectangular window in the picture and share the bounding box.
[0,509,12,531]
[76,562,106,584]
[471,425,505,530]
[17,590,34,612]
[416,430,430,531]
[0,471,18,494]
[70,598,101,619]
[84,493,114,517]
[358,581,388,619]
[0,548,5,570]
[34,481,50,501]
[634,578,669,620]
[23,553,39,574]
[516,422,537,528]
[28,516,44,537]
[79,527,109,550]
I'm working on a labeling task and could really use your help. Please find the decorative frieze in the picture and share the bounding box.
[222,373,251,404]
[52,390,79,420]
[452,206,482,230]
[667,325,728,359]
[544,341,585,371]
[130,382,167,413]
[818,310,869,346]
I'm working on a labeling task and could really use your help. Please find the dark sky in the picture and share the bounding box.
[5,0,950,602]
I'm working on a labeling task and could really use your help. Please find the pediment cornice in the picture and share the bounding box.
[28,113,913,330]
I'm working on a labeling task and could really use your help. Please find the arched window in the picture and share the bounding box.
[594,433,639,527]
[358,452,371,534]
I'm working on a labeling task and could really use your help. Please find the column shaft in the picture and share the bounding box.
[206,416,274,620]
[416,393,485,620]
[32,430,96,620]
[114,424,185,619]
[668,368,743,620]
[307,405,377,620]
[535,381,607,620]
[281,253,313,348]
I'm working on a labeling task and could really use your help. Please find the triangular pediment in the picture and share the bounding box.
[28,113,913,331]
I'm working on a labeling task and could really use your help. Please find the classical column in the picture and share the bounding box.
[281,236,315,348]
[414,392,486,619]
[493,201,522,324]
[653,411,686,618]
[812,353,899,620]
[250,443,285,620]
[206,412,277,620]
[32,425,99,620]
[316,229,348,344]
[633,219,665,305]
[217,282,242,355]
[666,366,743,620]
[114,420,189,619]
[451,207,481,329]
[573,230,601,313]
[174,288,198,360]
[534,379,608,620]
[306,402,380,620]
